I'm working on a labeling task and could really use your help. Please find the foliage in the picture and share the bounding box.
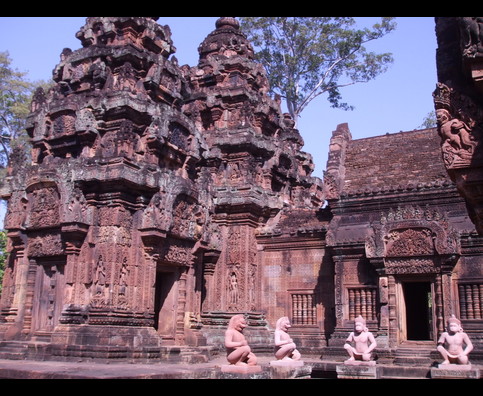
[419,110,437,129]
[0,51,36,170]
[239,17,396,125]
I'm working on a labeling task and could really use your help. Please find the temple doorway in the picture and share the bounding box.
[402,281,434,341]
[31,260,65,333]
[153,268,179,342]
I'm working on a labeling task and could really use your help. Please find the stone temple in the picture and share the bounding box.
[0,17,482,377]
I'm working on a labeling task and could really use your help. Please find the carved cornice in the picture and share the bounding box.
[256,234,326,251]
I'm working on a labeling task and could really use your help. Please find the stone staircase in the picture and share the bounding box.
[0,341,29,360]
[393,341,435,366]
[381,341,436,379]
[0,340,53,361]
[0,339,217,364]
[159,345,218,364]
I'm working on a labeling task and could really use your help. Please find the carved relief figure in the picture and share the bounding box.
[224,314,257,366]
[67,187,87,223]
[437,315,474,365]
[459,17,483,57]
[141,192,168,230]
[385,228,434,257]
[113,62,138,94]
[228,272,239,307]
[29,186,60,228]
[344,315,377,362]
[436,108,476,156]
[274,316,301,361]
[93,255,107,296]
[119,257,129,296]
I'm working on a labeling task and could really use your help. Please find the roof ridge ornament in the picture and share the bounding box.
[215,17,240,30]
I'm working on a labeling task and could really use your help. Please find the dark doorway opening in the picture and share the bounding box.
[403,282,433,340]
[153,270,178,340]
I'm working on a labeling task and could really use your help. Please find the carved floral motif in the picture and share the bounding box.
[27,233,64,257]
[366,205,460,263]
[385,258,437,274]
[385,228,434,257]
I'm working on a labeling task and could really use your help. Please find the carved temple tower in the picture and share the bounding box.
[0,17,221,359]
[0,17,324,360]
[186,17,324,344]
[1,16,482,365]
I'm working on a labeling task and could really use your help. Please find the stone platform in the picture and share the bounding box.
[0,355,481,380]
[430,364,481,379]
[336,361,379,379]
[220,364,262,375]
[269,359,312,379]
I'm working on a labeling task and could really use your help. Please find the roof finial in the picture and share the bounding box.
[215,17,240,30]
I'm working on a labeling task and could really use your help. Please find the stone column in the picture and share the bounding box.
[435,274,445,336]
[22,258,38,336]
[333,255,344,329]
[378,276,390,348]
[387,275,398,348]
[201,259,217,312]
[175,269,188,344]
[0,236,29,339]
[61,222,89,305]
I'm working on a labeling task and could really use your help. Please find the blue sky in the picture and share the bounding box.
[0,17,439,227]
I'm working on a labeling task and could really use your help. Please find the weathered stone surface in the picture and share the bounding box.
[336,363,380,379]
[0,16,482,371]
[434,17,483,235]
[323,120,482,362]
[269,360,312,379]
[431,365,480,379]
[220,364,262,374]
[0,17,324,361]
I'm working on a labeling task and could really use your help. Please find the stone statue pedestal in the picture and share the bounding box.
[220,364,262,375]
[269,360,311,379]
[431,364,480,379]
[269,359,304,367]
[336,361,378,379]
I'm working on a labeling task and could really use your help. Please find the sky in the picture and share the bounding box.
[0,16,439,227]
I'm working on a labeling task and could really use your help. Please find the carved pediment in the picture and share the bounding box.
[366,205,460,262]
[385,228,434,257]
[26,183,61,230]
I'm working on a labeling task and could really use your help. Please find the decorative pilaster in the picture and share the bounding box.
[387,275,398,348]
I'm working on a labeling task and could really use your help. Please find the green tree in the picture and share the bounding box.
[0,51,35,172]
[239,17,396,125]
[419,110,437,129]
